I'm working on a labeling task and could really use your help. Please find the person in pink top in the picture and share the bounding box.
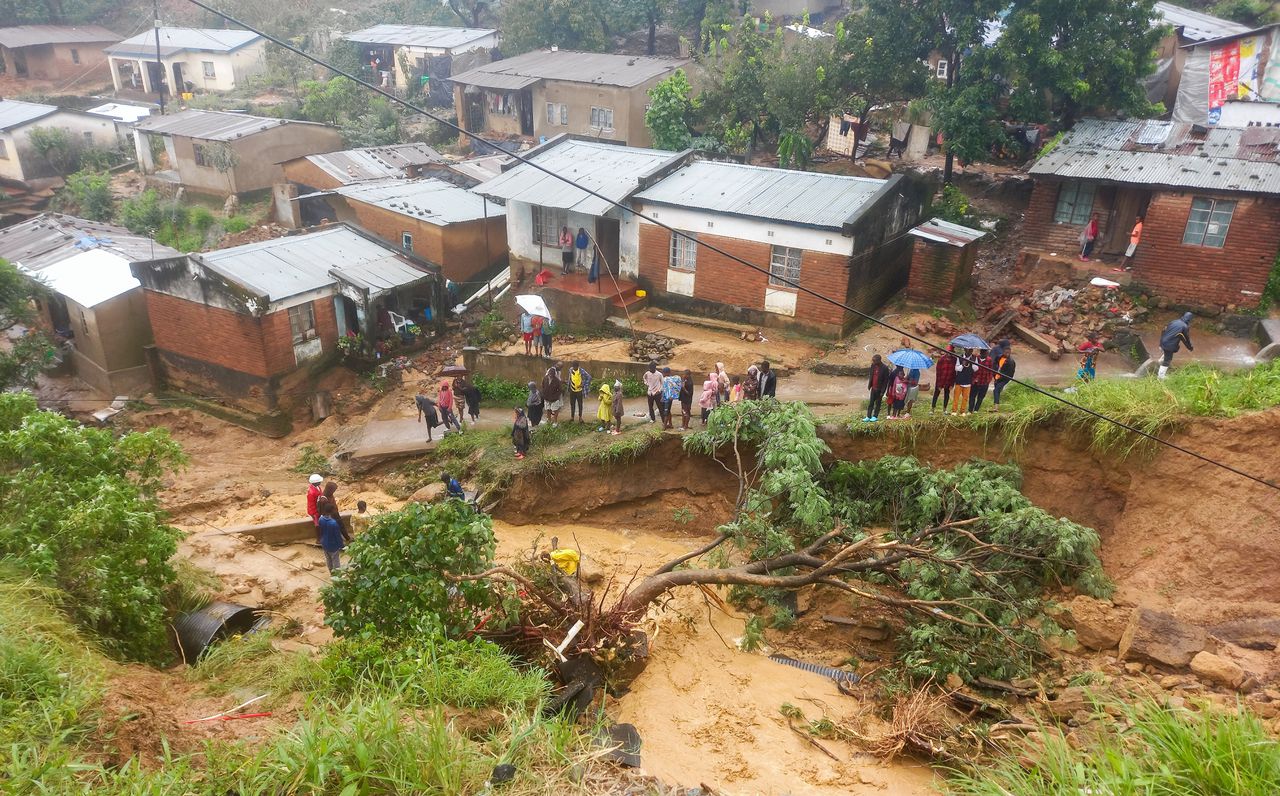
[438,381,462,433]
[698,377,717,426]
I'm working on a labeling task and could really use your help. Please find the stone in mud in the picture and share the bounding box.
[1119,608,1207,667]
[1061,595,1131,651]
[1189,651,1245,690]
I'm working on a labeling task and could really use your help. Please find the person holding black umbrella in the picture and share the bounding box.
[952,350,975,416]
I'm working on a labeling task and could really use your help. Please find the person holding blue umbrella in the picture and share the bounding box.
[885,349,933,420]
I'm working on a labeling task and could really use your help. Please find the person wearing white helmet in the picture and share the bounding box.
[306,473,323,529]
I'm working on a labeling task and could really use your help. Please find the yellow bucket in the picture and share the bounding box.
[635,289,647,298]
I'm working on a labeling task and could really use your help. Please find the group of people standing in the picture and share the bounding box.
[1078,212,1143,269]
[558,226,593,275]
[416,376,482,441]
[305,474,371,573]
[863,341,1017,422]
[519,309,555,358]
[644,360,777,431]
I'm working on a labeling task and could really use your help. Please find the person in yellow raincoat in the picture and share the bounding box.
[595,380,613,431]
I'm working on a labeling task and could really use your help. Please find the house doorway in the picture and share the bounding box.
[464,91,485,133]
[1103,188,1150,255]
[145,61,167,95]
[171,62,185,93]
[595,216,620,277]
[333,295,360,339]
[13,50,28,76]
[518,89,534,136]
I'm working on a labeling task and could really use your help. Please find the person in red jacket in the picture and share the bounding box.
[970,349,995,412]
[306,473,323,527]
[931,345,956,415]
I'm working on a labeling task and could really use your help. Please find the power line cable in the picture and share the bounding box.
[179,0,1279,493]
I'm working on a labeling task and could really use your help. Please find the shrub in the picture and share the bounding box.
[474,373,529,405]
[222,215,251,234]
[290,444,330,475]
[322,501,497,639]
[118,189,186,235]
[62,169,114,221]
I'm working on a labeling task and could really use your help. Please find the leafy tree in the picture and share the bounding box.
[323,501,498,639]
[829,8,931,153]
[696,15,773,157]
[299,77,402,147]
[1211,0,1276,26]
[626,0,675,55]
[0,259,56,388]
[0,0,111,24]
[0,392,186,662]
[499,0,610,53]
[61,169,114,221]
[446,0,494,27]
[645,69,697,150]
[26,126,78,174]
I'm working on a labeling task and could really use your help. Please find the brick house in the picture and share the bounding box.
[279,143,448,193]
[0,25,119,83]
[904,219,986,306]
[631,160,929,336]
[1025,118,1280,310]
[298,177,507,284]
[130,225,441,412]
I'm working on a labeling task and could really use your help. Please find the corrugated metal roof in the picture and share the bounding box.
[0,99,58,131]
[1030,118,1280,194]
[452,49,687,90]
[0,24,119,48]
[133,109,324,141]
[635,160,884,229]
[448,154,509,183]
[340,24,496,50]
[24,248,140,308]
[908,218,986,247]
[195,226,433,302]
[105,27,259,57]
[0,213,179,271]
[475,139,682,215]
[318,178,502,224]
[1154,1,1250,42]
[301,143,444,183]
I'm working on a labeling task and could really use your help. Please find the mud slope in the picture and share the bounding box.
[497,410,1280,629]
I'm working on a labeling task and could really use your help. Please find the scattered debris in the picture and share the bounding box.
[628,332,678,363]
[768,653,860,684]
[983,283,1147,351]
[913,316,960,338]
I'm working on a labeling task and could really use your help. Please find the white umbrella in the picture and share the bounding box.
[515,294,552,319]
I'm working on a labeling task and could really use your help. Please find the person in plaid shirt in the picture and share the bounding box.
[969,348,995,412]
[931,345,957,414]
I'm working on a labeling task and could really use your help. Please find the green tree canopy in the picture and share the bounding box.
[645,69,697,150]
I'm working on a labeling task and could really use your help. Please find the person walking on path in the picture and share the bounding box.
[566,361,592,423]
[559,226,574,275]
[1077,337,1102,382]
[519,310,534,356]
[317,506,352,573]
[970,349,994,412]
[460,378,481,424]
[1123,216,1143,269]
[698,376,717,425]
[758,361,777,399]
[415,390,440,441]
[512,408,531,459]
[438,382,463,433]
[526,381,544,426]
[931,346,955,415]
[1158,312,1194,379]
[992,344,1017,410]
[541,364,563,425]
[306,473,323,528]
[660,367,681,429]
[952,351,975,416]
[595,380,614,431]
[744,365,761,400]
[864,354,891,422]
[575,227,591,270]
[541,315,555,358]
[610,379,624,435]
[643,361,663,422]
[679,370,695,431]
[1078,212,1100,262]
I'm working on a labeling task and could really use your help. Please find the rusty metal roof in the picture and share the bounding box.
[133,109,329,141]
[452,49,687,90]
[0,24,119,48]
[1030,118,1280,194]
[340,25,496,50]
[299,143,445,183]
[0,213,178,271]
[908,218,986,247]
[309,178,503,225]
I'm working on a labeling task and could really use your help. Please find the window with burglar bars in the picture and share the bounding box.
[288,303,316,344]
[669,231,697,271]
[590,106,614,130]
[769,245,802,287]
[1052,180,1095,225]
[1182,197,1235,248]
[532,205,566,246]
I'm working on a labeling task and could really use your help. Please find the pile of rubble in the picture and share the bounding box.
[912,316,960,338]
[985,284,1148,352]
[629,333,677,363]
[212,222,291,250]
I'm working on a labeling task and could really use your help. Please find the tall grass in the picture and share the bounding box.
[948,701,1280,795]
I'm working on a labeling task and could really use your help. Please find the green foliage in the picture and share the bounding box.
[299,77,401,147]
[948,701,1280,795]
[0,258,56,389]
[470,309,512,347]
[62,169,114,221]
[0,0,113,24]
[1259,251,1280,312]
[933,184,972,224]
[646,69,697,151]
[222,215,251,234]
[1212,0,1278,26]
[0,393,186,662]
[740,614,765,651]
[290,444,330,475]
[777,130,814,170]
[26,126,77,172]
[118,189,185,236]
[474,373,529,405]
[323,501,498,639]
[499,0,611,54]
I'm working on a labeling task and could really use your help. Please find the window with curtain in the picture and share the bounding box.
[669,231,697,271]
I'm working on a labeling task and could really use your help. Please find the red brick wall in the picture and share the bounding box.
[1133,192,1280,308]
[280,159,341,191]
[1023,180,1115,255]
[636,223,847,327]
[145,290,272,377]
[906,239,971,304]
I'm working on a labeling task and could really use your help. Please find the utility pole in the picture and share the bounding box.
[153,0,166,114]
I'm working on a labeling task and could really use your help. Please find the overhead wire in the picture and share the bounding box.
[180,0,1279,493]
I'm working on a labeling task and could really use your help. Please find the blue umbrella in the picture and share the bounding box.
[950,333,990,350]
[887,348,934,369]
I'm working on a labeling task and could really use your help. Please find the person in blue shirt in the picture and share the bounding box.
[317,507,352,573]
[442,472,465,499]
[519,310,534,356]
